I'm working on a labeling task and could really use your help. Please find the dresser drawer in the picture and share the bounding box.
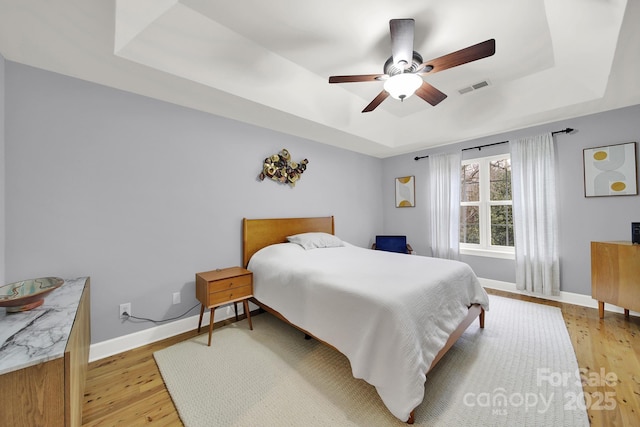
[208,285,252,306]
[209,274,252,293]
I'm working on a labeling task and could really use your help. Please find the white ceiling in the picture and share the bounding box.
[1,0,638,158]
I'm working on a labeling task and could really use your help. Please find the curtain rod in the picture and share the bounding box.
[413,127,575,161]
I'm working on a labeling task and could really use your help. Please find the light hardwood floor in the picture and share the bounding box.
[81,290,640,426]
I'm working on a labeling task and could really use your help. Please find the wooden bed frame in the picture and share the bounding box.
[242,216,485,424]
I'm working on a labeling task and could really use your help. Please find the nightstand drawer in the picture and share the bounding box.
[209,274,252,293]
[208,285,252,306]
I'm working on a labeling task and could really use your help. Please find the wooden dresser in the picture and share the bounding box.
[0,277,90,426]
[591,241,640,318]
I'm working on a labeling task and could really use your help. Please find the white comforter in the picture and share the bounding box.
[248,242,489,421]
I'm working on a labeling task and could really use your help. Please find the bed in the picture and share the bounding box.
[242,216,489,423]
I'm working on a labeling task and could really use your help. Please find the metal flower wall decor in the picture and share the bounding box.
[259,149,309,187]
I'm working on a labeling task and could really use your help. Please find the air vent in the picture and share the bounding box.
[472,81,489,90]
[458,80,491,95]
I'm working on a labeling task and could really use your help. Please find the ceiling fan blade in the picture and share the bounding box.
[329,74,384,83]
[390,19,415,68]
[362,91,389,113]
[415,81,447,106]
[419,39,496,75]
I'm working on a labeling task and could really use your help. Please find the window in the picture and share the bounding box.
[460,154,514,258]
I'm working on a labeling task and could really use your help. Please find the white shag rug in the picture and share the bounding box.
[154,295,589,426]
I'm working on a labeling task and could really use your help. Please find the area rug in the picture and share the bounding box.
[154,296,589,426]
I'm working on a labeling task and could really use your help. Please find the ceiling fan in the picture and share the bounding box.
[328,19,496,113]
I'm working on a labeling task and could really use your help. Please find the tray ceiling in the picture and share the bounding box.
[1,0,638,157]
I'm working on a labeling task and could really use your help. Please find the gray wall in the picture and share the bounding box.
[4,62,383,343]
[0,54,5,284]
[4,58,640,344]
[382,104,640,295]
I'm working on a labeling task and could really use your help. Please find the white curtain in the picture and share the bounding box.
[509,133,560,296]
[427,151,461,259]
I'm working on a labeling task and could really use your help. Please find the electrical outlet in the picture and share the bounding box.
[172,292,181,305]
[119,302,131,319]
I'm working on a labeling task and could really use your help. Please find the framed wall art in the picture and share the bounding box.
[395,176,415,207]
[583,142,637,197]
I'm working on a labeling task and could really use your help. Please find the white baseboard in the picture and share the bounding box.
[88,304,243,362]
[480,278,640,316]
[90,280,638,362]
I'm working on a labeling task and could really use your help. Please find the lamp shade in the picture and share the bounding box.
[383,73,423,100]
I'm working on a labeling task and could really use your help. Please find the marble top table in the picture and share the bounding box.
[0,277,88,375]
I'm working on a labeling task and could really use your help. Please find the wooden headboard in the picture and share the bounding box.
[242,216,335,267]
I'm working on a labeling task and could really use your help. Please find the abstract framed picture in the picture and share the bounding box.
[395,176,415,207]
[583,142,637,197]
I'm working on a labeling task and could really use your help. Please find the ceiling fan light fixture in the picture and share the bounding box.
[383,73,423,101]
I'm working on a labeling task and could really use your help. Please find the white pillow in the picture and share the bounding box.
[286,232,344,250]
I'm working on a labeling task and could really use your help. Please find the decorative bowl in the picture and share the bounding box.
[0,277,64,313]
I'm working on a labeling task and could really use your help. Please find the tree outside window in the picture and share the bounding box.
[460,155,514,257]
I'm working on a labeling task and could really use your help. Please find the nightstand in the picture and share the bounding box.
[196,267,253,346]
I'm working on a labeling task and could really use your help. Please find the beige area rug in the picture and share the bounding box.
[154,296,589,426]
